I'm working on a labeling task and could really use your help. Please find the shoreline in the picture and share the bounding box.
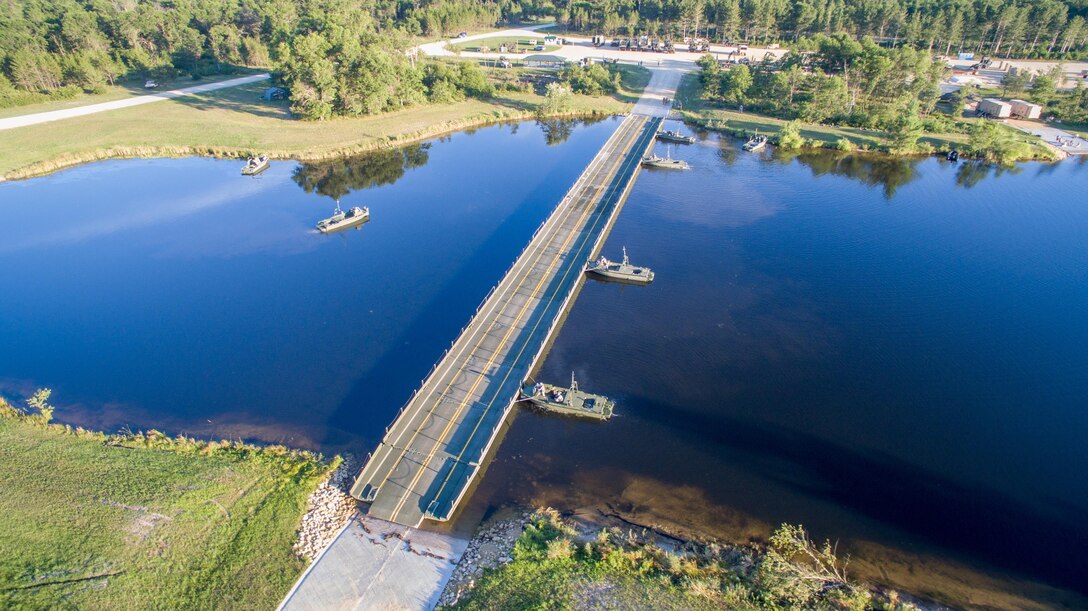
[0,108,620,182]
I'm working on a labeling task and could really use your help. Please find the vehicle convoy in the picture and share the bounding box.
[241,155,269,175]
[316,200,370,233]
[585,246,654,284]
[521,373,614,420]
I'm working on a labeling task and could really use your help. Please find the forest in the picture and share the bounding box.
[2,0,1087,114]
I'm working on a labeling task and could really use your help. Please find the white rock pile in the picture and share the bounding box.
[292,460,358,560]
[437,510,532,608]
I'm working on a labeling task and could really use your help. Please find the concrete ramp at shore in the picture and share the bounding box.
[278,515,469,611]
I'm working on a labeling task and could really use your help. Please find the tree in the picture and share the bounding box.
[721,64,752,104]
[540,82,572,115]
[26,388,54,423]
[777,121,805,150]
[1001,69,1030,97]
[892,104,925,153]
[1030,64,1063,103]
[756,524,858,608]
[968,121,1032,166]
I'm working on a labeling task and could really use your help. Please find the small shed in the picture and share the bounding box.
[1009,99,1042,119]
[522,54,567,68]
[978,98,1012,118]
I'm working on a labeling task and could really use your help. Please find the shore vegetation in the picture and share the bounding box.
[0,61,649,180]
[0,393,331,609]
[446,509,920,611]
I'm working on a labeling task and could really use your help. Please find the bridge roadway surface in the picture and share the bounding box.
[351,113,663,527]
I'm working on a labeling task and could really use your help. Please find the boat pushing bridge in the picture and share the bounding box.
[350,113,664,527]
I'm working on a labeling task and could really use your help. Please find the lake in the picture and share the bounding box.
[1,119,1086,607]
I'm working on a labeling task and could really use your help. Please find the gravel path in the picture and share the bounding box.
[0,73,270,131]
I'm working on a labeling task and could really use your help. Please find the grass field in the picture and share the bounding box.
[450,36,560,54]
[674,73,1056,160]
[0,400,329,608]
[0,65,646,180]
[0,68,267,120]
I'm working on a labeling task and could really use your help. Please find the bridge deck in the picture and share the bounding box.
[351,113,662,527]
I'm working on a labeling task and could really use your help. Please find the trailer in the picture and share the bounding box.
[1009,99,1042,119]
[978,98,1012,118]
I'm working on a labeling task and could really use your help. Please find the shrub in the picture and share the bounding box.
[778,121,805,151]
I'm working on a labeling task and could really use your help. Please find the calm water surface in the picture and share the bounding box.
[2,119,1087,604]
[0,118,614,448]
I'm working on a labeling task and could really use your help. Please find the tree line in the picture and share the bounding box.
[0,0,550,108]
[561,0,1088,59]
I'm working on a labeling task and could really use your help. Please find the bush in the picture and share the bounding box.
[835,137,855,152]
[778,121,805,150]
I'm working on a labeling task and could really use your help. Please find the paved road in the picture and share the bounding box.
[416,25,783,71]
[1006,119,1088,155]
[351,112,660,527]
[0,73,269,131]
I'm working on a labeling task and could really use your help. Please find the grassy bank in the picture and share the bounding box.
[674,73,1058,162]
[446,509,918,611]
[0,66,646,181]
[0,396,329,608]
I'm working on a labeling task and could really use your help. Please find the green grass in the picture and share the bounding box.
[0,401,329,608]
[0,68,267,119]
[450,36,559,54]
[0,66,645,180]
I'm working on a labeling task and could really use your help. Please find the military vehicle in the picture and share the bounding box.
[241,155,269,175]
[585,246,654,284]
[657,129,695,144]
[316,200,370,233]
[641,154,690,170]
[742,134,767,152]
[520,373,614,421]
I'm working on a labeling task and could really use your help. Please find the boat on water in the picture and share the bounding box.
[656,129,695,144]
[642,155,690,170]
[520,373,614,421]
[742,134,767,152]
[586,246,654,284]
[241,155,269,175]
[316,200,370,234]
[947,149,960,162]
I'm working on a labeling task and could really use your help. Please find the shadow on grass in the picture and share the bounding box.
[168,83,292,120]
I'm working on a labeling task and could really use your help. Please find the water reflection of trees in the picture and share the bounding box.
[955,161,1022,189]
[777,150,922,200]
[292,143,431,201]
[536,115,609,146]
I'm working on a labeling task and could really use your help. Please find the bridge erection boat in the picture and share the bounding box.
[241,155,269,175]
[657,129,695,144]
[316,200,370,233]
[520,373,614,421]
[641,154,690,170]
[586,246,654,284]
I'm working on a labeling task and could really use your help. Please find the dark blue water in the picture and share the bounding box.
[469,134,1088,604]
[0,118,615,449]
[3,119,1087,605]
